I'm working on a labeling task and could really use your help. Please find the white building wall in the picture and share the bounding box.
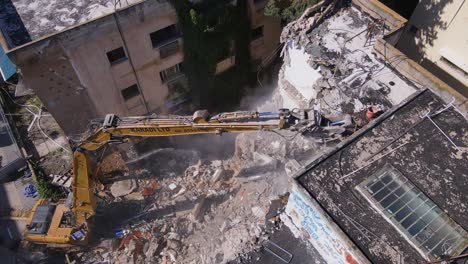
[281,181,370,264]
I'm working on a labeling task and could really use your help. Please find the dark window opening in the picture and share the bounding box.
[252,26,264,41]
[121,84,140,101]
[107,47,127,65]
[150,25,179,48]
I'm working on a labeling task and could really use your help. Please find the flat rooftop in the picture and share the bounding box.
[297,89,468,262]
[0,0,144,48]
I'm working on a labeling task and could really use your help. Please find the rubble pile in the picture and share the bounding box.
[68,127,323,263]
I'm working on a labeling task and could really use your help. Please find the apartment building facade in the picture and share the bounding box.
[0,0,281,135]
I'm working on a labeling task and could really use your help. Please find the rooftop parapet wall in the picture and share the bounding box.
[282,181,371,264]
[352,0,406,30]
[352,0,468,112]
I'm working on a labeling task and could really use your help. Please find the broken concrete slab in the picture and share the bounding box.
[237,160,279,178]
[211,169,223,183]
[145,238,159,259]
[124,192,144,201]
[191,196,207,222]
[168,183,177,191]
[251,206,266,219]
[110,179,137,197]
[285,159,302,177]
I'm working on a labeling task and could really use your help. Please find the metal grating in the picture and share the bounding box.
[358,165,468,259]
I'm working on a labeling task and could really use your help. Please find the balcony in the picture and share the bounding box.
[159,40,180,59]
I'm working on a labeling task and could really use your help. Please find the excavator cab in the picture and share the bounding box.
[24,199,84,245]
[26,204,55,236]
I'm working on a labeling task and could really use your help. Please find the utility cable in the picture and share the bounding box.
[36,104,71,154]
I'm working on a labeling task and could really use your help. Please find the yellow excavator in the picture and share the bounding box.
[24,109,319,246]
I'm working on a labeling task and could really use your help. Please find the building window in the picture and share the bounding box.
[121,84,140,101]
[107,47,127,65]
[252,26,264,41]
[357,165,468,259]
[150,24,179,48]
[160,63,183,83]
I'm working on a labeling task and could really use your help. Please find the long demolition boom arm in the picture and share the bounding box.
[73,109,311,226]
[28,109,313,245]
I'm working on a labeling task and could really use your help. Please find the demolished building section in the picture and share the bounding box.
[275,1,468,263]
[278,5,417,116]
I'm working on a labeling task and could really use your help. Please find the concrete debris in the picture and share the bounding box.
[125,192,144,201]
[191,196,207,222]
[285,159,302,177]
[171,187,186,198]
[251,206,266,219]
[168,183,177,191]
[144,238,159,258]
[211,168,223,183]
[50,172,72,187]
[68,122,323,263]
[110,179,137,197]
[278,6,416,126]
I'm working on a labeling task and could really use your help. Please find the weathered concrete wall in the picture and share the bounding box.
[396,0,468,89]
[8,0,179,134]
[374,38,468,111]
[7,0,282,135]
[9,37,99,135]
[115,1,183,113]
[352,0,468,112]
[282,181,370,264]
[249,0,282,64]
